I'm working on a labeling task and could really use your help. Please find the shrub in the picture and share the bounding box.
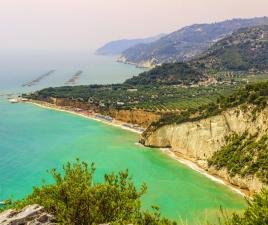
[13,159,176,225]
[223,189,268,225]
[208,133,268,184]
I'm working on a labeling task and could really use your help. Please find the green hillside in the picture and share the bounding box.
[208,133,268,184]
[200,25,268,71]
[120,17,268,66]
[145,81,268,131]
[126,25,268,86]
[125,62,206,85]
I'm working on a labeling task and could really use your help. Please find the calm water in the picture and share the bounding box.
[0,50,144,93]
[0,51,245,224]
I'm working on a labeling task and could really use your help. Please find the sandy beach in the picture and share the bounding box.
[26,99,248,197]
[159,148,249,197]
[27,100,143,134]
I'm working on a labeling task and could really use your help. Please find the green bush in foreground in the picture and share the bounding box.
[4,159,268,224]
[13,159,176,225]
[223,189,268,225]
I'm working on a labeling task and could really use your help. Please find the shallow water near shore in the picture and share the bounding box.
[0,51,246,224]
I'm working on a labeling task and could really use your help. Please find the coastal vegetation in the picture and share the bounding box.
[23,80,244,113]
[208,133,268,184]
[2,160,268,225]
[23,78,268,135]
[124,62,206,85]
[146,81,268,131]
[223,189,268,225]
[11,160,176,225]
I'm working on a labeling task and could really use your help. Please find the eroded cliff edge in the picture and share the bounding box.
[141,105,268,193]
[48,97,161,128]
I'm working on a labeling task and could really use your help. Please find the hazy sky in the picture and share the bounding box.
[0,0,267,51]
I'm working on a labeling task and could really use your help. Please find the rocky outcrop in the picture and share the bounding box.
[0,205,56,225]
[117,56,156,69]
[142,105,268,193]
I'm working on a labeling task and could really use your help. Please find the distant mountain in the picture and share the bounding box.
[125,25,268,85]
[119,17,268,68]
[95,34,165,55]
[198,25,268,71]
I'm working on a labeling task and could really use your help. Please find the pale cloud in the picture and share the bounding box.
[0,0,267,50]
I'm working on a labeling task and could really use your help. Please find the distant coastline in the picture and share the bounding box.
[116,55,154,69]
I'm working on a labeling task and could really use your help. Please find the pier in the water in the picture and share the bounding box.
[22,70,56,87]
[65,70,83,85]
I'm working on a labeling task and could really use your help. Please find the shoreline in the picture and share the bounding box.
[27,100,143,134]
[24,100,248,197]
[159,148,249,197]
[116,57,154,69]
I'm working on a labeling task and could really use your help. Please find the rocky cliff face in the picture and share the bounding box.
[117,55,156,69]
[141,105,268,193]
[0,205,56,225]
[49,98,160,128]
[108,108,161,128]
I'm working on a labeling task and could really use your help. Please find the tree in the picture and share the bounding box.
[13,159,176,225]
[223,189,268,225]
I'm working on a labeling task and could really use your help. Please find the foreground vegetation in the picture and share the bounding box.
[1,160,267,225]
[208,133,268,184]
[223,189,268,225]
[11,160,176,225]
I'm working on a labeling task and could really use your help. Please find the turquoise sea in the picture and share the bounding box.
[0,51,245,224]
